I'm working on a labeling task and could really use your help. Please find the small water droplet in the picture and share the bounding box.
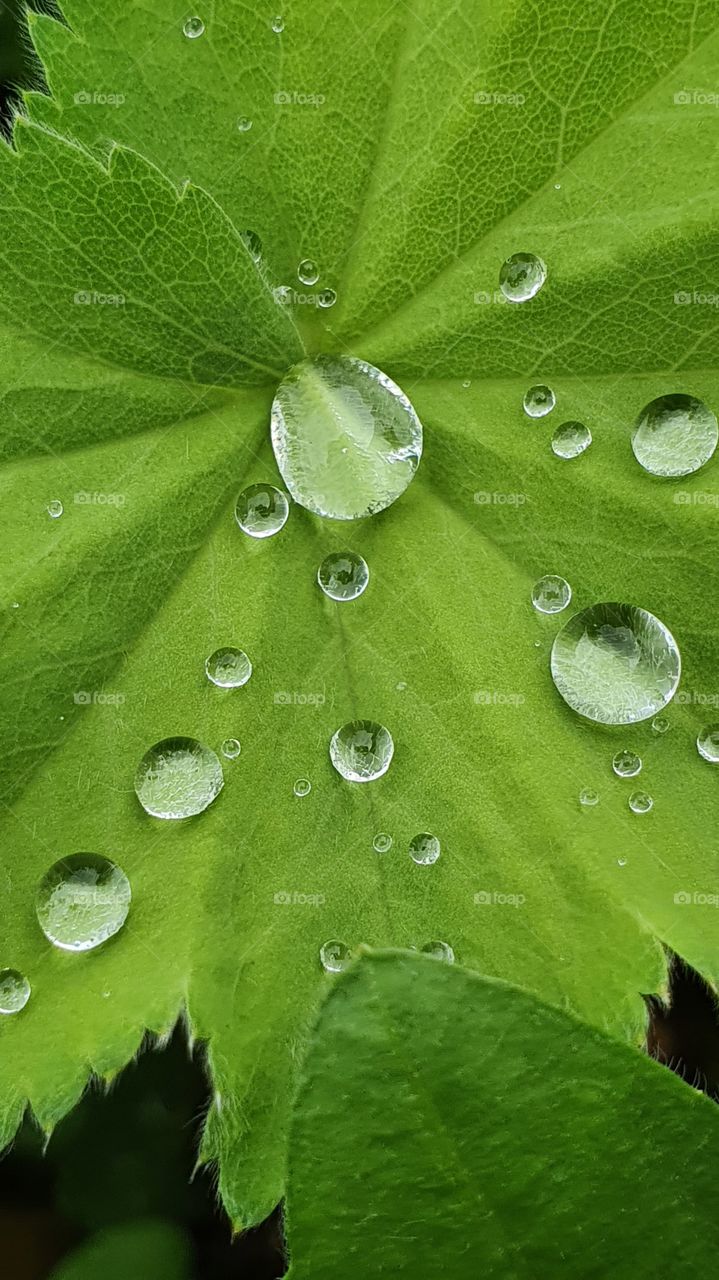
[236,116,252,133]
[651,715,671,735]
[317,287,337,308]
[36,854,131,952]
[320,940,351,973]
[47,499,63,519]
[135,737,224,819]
[272,356,422,520]
[183,16,205,38]
[221,738,241,759]
[298,258,319,285]
[696,724,719,763]
[11,602,19,608]
[421,940,454,963]
[317,551,369,601]
[551,602,681,724]
[329,720,394,782]
[205,647,252,688]
[0,968,31,1015]
[235,483,289,538]
[293,777,312,797]
[409,833,441,865]
[240,230,262,262]
[499,252,547,302]
[462,379,471,389]
[372,832,393,853]
[632,394,718,477]
[617,857,627,867]
[612,750,642,778]
[531,574,571,614]
[579,788,599,807]
[271,15,285,33]
[628,790,653,814]
[551,421,592,459]
[395,681,407,692]
[554,182,561,190]
[523,385,555,418]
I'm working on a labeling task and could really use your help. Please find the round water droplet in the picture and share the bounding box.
[236,116,252,133]
[523,385,556,418]
[0,968,31,1015]
[612,750,642,778]
[298,258,319,285]
[47,499,63,518]
[617,857,627,867]
[632,394,718,477]
[395,681,407,692]
[183,16,205,38]
[317,551,369,601]
[293,777,312,797]
[421,940,454,963]
[531,574,572,614]
[329,720,393,782]
[372,832,393,853]
[271,356,423,520]
[462,379,471,389]
[271,15,285,32]
[36,854,131,952]
[317,287,337,309]
[651,714,671,735]
[499,252,547,302]
[240,230,262,262]
[696,724,719,763]
[221,738,241,759]
[135,737,224,819]
[235,483,289,538]
[205,647,252,688]
[579,788,599,807]
[409,833,441,865]
[320,940,351,973]
[629,790,653,814]
[551,602,681,725]
[551,421,592,459]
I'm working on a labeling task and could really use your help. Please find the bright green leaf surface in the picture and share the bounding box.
[1,0,719,1230]
[287,952,719,1278]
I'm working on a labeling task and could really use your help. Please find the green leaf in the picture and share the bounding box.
[286,951,719,1278]
[49,1219,191,1280]
[2,0,719,1231]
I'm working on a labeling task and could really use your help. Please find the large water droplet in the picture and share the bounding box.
[135,738,224,819]
[373,832,393,853]
[293,777,312,797]
[235,483,289,538]
[36,854,131,952]
[632,394,718,477]
[697,724,719,763]
[298,258,319,285]
[628,790,653,814]
[531,575,571,614]
[320,940,351,973]
[579,788,599,807]
[421,940,454,963]
[240,230,262,263]
[499,253,547,302]
[47,499,63,519]
[329,720,394,782]
[550,603,681,724]
[221,738,241,759]
[0,968,31,1014]
[183,16,205,38]
[551,421,592,459]
[317,288,337,309]
[317,551,369,601]
[409,833,441,865]
[205,647,252,688]
[612,750,642,778]
[271,357,422,520]
[523,385,555,418]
